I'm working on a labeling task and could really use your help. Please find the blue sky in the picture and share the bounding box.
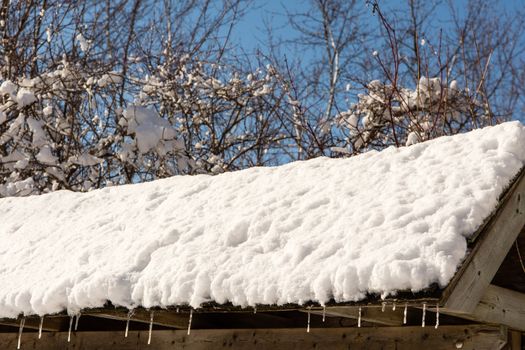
[233,1,289,52]
[227,0,525,123]
[231,0,523,54]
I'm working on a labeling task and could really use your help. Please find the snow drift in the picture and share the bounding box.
[0,122,524,318]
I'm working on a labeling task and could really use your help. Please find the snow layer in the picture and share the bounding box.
[1,122,525,317]
[121,106,179,154]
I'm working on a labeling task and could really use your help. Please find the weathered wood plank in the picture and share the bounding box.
[85,309,335,330]
[0,325,507,350]
[442,284,525,332]
[0,316,65,332]
[308,306,404,326]
[474,285,525,332]
[85,308,189,329]
[442,169,525,314]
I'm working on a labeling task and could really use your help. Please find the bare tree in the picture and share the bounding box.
[267,0,524,156]
[0,0,523,197]
[0,0,294,196]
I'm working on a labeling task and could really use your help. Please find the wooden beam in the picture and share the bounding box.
[442,169,525,314]
[308,306,404,326]
[85,308,189,329]
[442,284,525,332]
[474,285,525,332]
[0,316,64,332]
[84,309,326,330]
[0,325,508,350]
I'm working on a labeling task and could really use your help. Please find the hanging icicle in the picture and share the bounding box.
[381,302,386,312]
[392,302,396,311]
[17,317,25,350]
[187,309,193,336]
[322,306,326,322]
[147,311,154,345]
[421,303,427,327]
[358,307,362,328]
[403,303,408,324]
[38,316,44,340]
[306,306,311,333]
[253,306,257,314]
[435,304,440,329]
[125,309,134,338]
[75,313,81,331]
[67,315,74,342]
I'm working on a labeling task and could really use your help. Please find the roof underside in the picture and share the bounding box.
[492,229,525,292]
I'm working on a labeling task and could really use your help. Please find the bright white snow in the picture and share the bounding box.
[0,122,524,318]
[121,105,180,155]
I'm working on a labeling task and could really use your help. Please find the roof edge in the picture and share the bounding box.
[441,166,525,313]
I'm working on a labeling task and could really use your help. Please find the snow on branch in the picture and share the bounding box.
[336,77,492,153]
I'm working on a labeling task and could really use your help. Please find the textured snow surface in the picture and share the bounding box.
[1,122,525,318]
[121,106,179,155]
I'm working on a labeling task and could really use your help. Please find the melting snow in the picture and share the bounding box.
[0,122,524,317]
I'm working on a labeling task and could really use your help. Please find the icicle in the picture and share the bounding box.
[421,303,426,327]
[67,315,74,342]
[435,304,439,329]
[147,311,154,345]
[125,310,134,338]
[176,307,179,313]
[254,306,257,314]
[306,306,311,333]
[187,309,193,336]
[74,313,80,331]
[322,306,326,322]
[381,302,386,312]
[38,316,44,340]
[17,317,25,350]
[403,303,408,324]
[392,302,396,311]
[357,307,362,328]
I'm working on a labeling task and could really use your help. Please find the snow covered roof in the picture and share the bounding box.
[1,122,525,318]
